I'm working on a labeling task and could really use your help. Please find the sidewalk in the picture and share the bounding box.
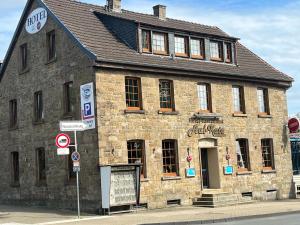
[1,200,300,225]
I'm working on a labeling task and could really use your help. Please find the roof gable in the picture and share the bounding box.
[0,0,96,80]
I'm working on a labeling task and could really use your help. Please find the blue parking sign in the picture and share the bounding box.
[84,102,92,117]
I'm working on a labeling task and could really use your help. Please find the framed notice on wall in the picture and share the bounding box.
[100,164,141,214]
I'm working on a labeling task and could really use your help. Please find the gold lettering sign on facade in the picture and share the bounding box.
[187,114,225,137]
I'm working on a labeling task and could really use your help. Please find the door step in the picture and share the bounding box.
[193,192,256,208]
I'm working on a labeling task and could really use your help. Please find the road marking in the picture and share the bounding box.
[36,216,112,225]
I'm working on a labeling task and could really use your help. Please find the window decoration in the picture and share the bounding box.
[210,41,223,61]
[257,88,269,114]
[152,32,168,54]
[261,139,274,170]
[236,139,250,171]
[159,80,174,111]
[127,140,146,177]
[175,36,188,57]
[197,83,211,112]
[190,38,205,59]
[232,86,245,113]
[125,77,142,110]
[162,140,178,176]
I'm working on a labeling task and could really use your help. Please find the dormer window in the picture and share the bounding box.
[210,41,223,61]
[225,42,233,63]
[152,32,168,55]
[175,36,188,57]
[142,30,151,53]
[190,38,205,59]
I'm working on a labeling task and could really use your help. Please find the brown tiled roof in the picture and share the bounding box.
[44,0,293,85]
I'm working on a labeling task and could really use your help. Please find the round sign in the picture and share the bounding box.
[288,117,300,133]
[25,8,48,34]
[71,152,80,162]
[55,133,71,148]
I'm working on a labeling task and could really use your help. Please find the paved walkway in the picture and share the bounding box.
[1,200,300,225]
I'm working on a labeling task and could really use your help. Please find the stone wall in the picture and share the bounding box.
[95,68,293,209]
[0,1,101,213]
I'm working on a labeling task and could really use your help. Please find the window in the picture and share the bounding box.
[36,148,46,184]
[162,140,179,176]
[152,32,168,55]
[127,140,146,177]
[20,43,28,71]
[197,83,212,112]
[63,82,74,115]
[11,152,19,186]
[225,42,232,63]
[142,30,151,52]
[261,139,275,170]
[257,88,269,114]
[232,86,245,113]
[47,30,56,61]
[236,139,250,171]
[125,77,142,110]
[34,91,44,122]
[210,41,223,61]
[159,80,174,112]
[190,38,205,59]
[68,146,76,181]
[9,99,17,128]
[175,36,188,57]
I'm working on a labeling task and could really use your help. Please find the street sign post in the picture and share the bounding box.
[58,120,87,219]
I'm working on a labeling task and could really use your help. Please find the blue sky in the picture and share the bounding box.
[0,0,299,115]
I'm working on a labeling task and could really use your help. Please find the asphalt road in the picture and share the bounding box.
[213,213,300,225]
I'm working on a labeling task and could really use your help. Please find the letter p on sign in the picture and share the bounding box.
[84,103,92,117]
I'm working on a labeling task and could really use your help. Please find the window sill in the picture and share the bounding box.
[237,170,252,175]
[232,113,247,117]
[191,55,204,60]
[262,169,276,174]
[45,57,57,65]
[258,114,272,118]
[33,120,45,125]
[19,68,29,75]
[36,182,47,187]
[158,110,179,115]
[210,58,223,62]
[62,113,74,119]
[10,183,20,188]
[161,176,181,181]
[141,178,150,182]
[8,126,19,131]
[124,109,145,114]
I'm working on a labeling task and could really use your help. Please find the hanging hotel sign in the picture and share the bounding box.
[187,114,225,137]
[80,82,96,129]
[25,8,48,34]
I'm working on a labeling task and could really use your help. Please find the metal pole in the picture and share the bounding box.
[74,130,80,219]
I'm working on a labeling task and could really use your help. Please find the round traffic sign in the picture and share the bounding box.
[288,117,300,133]
[71,151,80,162]
[55,133,71,148]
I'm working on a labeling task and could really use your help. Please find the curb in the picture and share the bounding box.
[139,210,300,225]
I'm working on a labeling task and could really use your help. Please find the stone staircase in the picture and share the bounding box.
[193,189,254,208]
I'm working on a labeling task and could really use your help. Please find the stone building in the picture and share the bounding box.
[0,0,294,212]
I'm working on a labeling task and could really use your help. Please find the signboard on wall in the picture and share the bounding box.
[288,117,300,133]
[80,82,95,129]
[25,8,48,34]
[110,169,137,206]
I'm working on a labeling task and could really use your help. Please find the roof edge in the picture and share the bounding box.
[94,59,293,89]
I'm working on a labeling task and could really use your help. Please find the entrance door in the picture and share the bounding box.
[201,148,209,188]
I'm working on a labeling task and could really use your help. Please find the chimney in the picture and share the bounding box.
[107,0,122,12]
[153,5,166,20]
